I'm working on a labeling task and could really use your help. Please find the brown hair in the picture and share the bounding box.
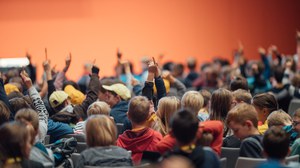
[181,91,204,116]
[0,121,30,163]
[9,96,33,113]
[0,101,10,125]
[128,96,150,124]
[85,115,117,147]
[210,88,233,121]
[14,108,39,144]
[252,93,278,113]
[199,89,211,107]
[232,89,252,104]
[87,101,111,117]
[156,96,181,136]
[226,103,258,128]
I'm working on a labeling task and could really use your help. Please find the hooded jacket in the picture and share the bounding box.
[117,128,162,165]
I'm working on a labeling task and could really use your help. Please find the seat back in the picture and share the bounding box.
[62,134,86,142]
[116,123,124,136]
[235,157,266,168]
[286,154,299,163]
[76,142,88,153]
[288,99,300,116]
[221,147,240,168]
[220,157,227,168]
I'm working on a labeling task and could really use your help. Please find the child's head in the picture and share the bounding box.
[226,103,258,140]
[85,115,117,147]
[232,89,252,105]
[267,109,292,128]
[263,127,290,160]
[210,88,233,121]
[87,101,111,117]
[292,108,300,132]
[230,75,249,91]
[157,96,181,134]
[0,121,32,163]
[170,109,199,145]
[199,89,211,108]
[128,96,150,125]
[181,91,204,116]
[14,108,39,145]
[0,100,10,125]
[252,93,278,123]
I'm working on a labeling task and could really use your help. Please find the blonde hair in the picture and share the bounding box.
[232,89,252,104]
[226,103,258,128]
[267,109,292,127]
[181,91,204,116]
[85,115,117,147]
[87,101,111,117]
[156,96,181,136]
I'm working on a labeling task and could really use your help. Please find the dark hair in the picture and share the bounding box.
[128,96,150,124]
[272,66,284,83]
[0,101,10,126]
[263,127,290,159]
[62,80,81,91]
[0,121,29,162]
[230,76,249,91]
[252,93,278,113]
[171,109,199,145]
[172,63,184,77]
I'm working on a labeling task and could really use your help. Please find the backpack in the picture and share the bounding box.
[48,137,77,167]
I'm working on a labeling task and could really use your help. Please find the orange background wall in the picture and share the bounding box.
[1,0,300,81]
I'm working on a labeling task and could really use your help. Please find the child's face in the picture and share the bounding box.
[228,121,250,140]
[292,117,300,132]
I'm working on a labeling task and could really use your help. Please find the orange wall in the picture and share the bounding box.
[0,0,300,81]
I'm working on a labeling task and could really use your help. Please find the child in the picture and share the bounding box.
[77,115,132,167]
[267,109,292,128]
[198,89,211,121]
[252,93,278,134]
[286,109,300,156]
[117,96,162,165]
[257,127,299,168]
[164,109,220,168]
[226,103,263,158]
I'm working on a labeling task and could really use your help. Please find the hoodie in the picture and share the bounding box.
[117,128,162,165]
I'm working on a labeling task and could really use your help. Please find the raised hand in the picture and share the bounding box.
[20,69,32,89]
[63,53,72,72]
[258,47,266,55]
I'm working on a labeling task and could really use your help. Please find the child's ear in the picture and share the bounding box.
[245,120,253,128]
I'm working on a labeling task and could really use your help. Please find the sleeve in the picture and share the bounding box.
[291,139,300,156]
[47,79,56,101]
[171,78,186,99]
[73,74,100,120]
[132,84,142,96]
[142,81,154,101]
[0,78,15,120]
[28,86,49,141]
[239,138,263,158]
[199,120,224,156]
[154,76,167,101]
[53,71,66,90]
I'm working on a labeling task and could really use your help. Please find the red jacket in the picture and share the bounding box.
[156,120,223,155]
[117,128,162,165]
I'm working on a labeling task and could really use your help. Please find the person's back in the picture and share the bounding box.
[116,96,162,165]
[164,109,220,168]
[78,115,132,167]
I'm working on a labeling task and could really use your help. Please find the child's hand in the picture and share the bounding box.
[20,70,32,89]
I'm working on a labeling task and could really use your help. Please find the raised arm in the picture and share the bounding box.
[54,54,71,90]
[73,65,100,120]
[20,70,49,141]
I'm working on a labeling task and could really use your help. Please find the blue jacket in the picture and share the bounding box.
[110,101,132,132]
[47,119,74,143]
